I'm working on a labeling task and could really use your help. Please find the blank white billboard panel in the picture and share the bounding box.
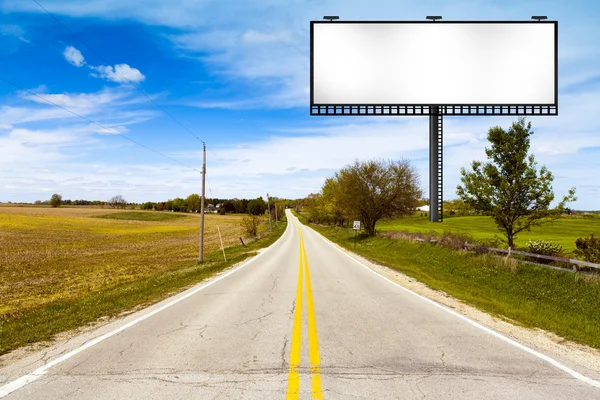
[311,22,557,105]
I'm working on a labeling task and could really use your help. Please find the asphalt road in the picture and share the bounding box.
[1,209,599,399]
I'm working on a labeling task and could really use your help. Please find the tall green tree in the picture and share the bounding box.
[186,194,201,212]
[331,159,422,236]
[172,197,187,212]
[247,197,267,215]
[456,118,576,249]
[49,193,62,208]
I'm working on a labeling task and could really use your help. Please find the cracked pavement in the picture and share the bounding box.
[1,210,599,399]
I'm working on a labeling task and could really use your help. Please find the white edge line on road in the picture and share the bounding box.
[300,219,600,390]
[0,220,292,398]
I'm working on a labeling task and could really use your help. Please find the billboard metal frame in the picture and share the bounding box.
[310,104,557,116]
[309,20,558,222]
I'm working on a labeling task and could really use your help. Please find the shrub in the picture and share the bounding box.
[574,234,600,264]
[526,240,563,257]
[242,215,262,238]
[475,235,505,249]
[440,232,473,251]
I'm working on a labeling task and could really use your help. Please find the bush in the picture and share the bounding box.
[242,215,262,238]
[574,234,600,263]
[440,232,473,251]
[526,240,563,256]
[475,235,505,249]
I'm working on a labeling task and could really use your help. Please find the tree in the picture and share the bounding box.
[186,194,201,212]
[140,202,155,210]
[247,197,267,215]
[329,159,422,236]
[49,193,62,208]
[233,198,249,214]
[172,197,187,212]
[109,195,127,209]
[445,198,475,216]
[223,200,236,213]
[456,118,576,249]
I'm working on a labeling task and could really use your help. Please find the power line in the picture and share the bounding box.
[206,176,213,198]
[32,0,245,191]
[32,0,206,145]
[0,76,201,173]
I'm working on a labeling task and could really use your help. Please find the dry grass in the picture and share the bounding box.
[0,206,256,318]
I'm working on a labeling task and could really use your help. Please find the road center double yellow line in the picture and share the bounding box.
[286,223,323,399]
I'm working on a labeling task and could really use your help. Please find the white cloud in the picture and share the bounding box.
[90,64,146,83]
[61,46,145,84]
[63,45,85,67]
[0,24,29,43]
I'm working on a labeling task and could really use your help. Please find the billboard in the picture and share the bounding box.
[311,21,557,114]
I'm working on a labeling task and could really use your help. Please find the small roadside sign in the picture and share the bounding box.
[353,221,360,230]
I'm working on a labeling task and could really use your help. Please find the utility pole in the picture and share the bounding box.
[267,193,272,233]
[199,143,206,262]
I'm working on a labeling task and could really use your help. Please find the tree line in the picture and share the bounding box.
[139,196,272,214]
[41,193,304,217]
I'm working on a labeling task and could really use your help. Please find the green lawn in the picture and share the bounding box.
[377,214,600,252]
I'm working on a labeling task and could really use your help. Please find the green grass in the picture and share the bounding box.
[308,221,600,350]
[377,213,600,252]
[94,211,189,221]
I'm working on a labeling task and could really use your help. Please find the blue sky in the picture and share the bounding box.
[1,0,599,210]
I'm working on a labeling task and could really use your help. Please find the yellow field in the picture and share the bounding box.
[0,206,251,318]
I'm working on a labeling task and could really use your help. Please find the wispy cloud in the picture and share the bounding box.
[0,24,29,43]
[0,87,152,126]
[241,29,293,45]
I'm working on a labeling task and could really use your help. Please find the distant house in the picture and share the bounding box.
[205,204,217,213]
[215,203,224,210]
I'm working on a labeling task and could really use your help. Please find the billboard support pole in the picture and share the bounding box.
[429,106,443,222]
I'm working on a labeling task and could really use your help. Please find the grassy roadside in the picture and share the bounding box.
[376,213,600,253]
[0,218,287,356]
[298,214,600,350]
